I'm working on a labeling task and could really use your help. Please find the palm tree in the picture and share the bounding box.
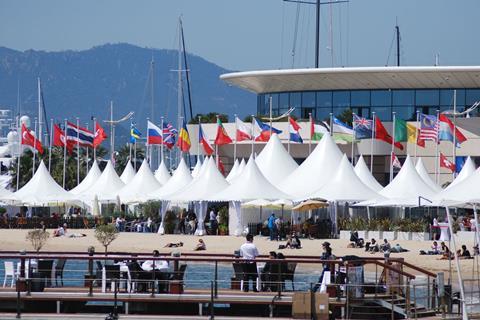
[114,144,145,175]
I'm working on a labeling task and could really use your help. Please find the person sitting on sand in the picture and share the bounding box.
[193,239,206,251]
[53,223,67,237]
[379,239,391,253]
[438,242,452,260]
[164,242,184,248]
[281,232,302,249]
[457,245,472,259]
[365,239,379,253]
[349,231,364,248]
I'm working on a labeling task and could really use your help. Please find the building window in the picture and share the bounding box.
[316,108,331,122]
[415,89,439,106]
[393,90,415,106]
[351,90,370,107]
[373,107,391,121]
[333,91,350,107]
[317,91,332,108]
[371,90,391,107]
[392,106,415,121]
[302,91,316,108]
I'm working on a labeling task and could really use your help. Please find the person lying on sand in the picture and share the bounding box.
[164,242,184,248]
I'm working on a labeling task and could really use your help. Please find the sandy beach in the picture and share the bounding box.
[1,229,477,283]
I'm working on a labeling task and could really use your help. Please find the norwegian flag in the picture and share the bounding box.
[440,153,456,172]
[392,152,402,169]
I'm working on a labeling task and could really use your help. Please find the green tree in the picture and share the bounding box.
[189,113,228,124]
[114,144,145,175]
[337,108,353,127]
[94,224,119,255]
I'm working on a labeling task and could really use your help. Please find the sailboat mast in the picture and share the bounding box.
[396,22,400,67]
[180,18,194,122]
[37,78,43,144]
[177,17,183,162]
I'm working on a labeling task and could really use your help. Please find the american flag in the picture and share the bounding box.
[419,114,439,142]
[162,123,177,149]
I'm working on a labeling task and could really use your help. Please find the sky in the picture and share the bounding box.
[1,0,479,71]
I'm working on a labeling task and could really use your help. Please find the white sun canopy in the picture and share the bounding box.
[226,159,239,182]
[154,161,171,185]
[228,158,246,184]
[209,155,292,202]
[70,161,102,195]
[120,161,136,184]
[357,155,436,207]
[279,133,343,198]
[117,159,162,204]
[147,157,193,200]
[78,160,125,203]
[255,134,298,185]
[415,158,442,192]
[446,156,476,190]
[166,157,229,201]
[191,159,202,179]
[0,185,16,204]
[433,167,480,205]
[354,155,383,192]
[305,154,380,202]
[13,161,78,206]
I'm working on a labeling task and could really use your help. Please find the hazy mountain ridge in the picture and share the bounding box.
[0,43,255,139]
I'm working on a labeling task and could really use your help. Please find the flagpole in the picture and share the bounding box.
[160,116,165,163]
[128,121,132,164]
[93,117,97,161]
[390,112,396,182]
[370,111,376,172]
[329,112,333,136]
[435,109,440,184]
[32,118,37,177]
[16,120,21,191]
[414,110,419,161]
[251,115,255,158]
[48,118,53,172]
[110,101,114,165]
[62,119,67,188]
[234,114,237,161]
[76,117,80,185]
[287,116,291,154]
[85,123,89,173]
[452,89,457,180]
[351,112,356,165]
[146,117,150,164]
[269,96,273,137]
[197,116,201,160]
[215,115,219,167]
[308,113,312,155]
[134,139,137,170]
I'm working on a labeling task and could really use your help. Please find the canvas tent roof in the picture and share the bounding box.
[117,159,162,204]
[70,161,102,195]
[255,134,298,185]
[432,167,480,205]
[226,159,239,182]
[415,158,442,192]
[446,156,476,190]
[78,160,125,203]
[154,161,171,185]
[147,157,193,200]
[306,155,380,201]
[209,155,292,202]
[354,155,383,192]
[228,158,246,183]
[13,161,77,206]
[166,157,229,201]
[0,185,15,203]
[191,159,202,178]
[279,133,343,198]
[120,161,136,184]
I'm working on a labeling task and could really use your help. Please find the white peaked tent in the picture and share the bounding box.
[255,133,298,184]
[117,159,162,204]
[228,158,246,183]
[154,161,171,185]
[226,159,239,182]
[194,157,210,181]
[79,160,125,204]
[358,155,436,207]
[433,167,480,204]
[210,155,292,202]
[354,155,383,192]
[446,156,476,190]
[306,155,380,201]
[415,158,442,192]
[191,159,202,179]
[0,186,16,204]
[279,133,343,198]
[166,157,230,235]
[70,161,102,195]
[13,161,77,206]
[148,157,193,200]
[120,161,136,184]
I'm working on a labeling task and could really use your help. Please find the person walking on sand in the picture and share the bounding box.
[268,213,276,241]
[239,234,259,292]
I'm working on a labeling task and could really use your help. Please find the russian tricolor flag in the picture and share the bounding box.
[147,120,163,145]
[289,117,303,143]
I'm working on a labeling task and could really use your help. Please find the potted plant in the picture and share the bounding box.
[410,220,430,241]
[379,219,397,240]
[163,210,177,234]
[218,224,228,235]
[338,217,351,240]
[396,219,412,240]
[94,224,119,255]
[367,219,381,240]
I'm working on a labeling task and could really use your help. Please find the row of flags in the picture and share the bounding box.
[21,121,108,155]
[390,152,456,173]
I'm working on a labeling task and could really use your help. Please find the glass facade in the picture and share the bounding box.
[257,89,480,121]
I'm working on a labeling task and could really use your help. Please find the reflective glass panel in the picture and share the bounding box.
[302,91,316,108]
[415,90,439,106]
[333,91,350,107]
[316,108,331,122]
[372,107,391,121]
[393,106,416,121]
[317,91,332,108]
[371,90,391,106]
[393,90,414,106]
[466,89,480,105]
[351,90,370,107]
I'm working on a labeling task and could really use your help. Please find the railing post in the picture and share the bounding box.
[16,289,21,319]
[310,282,316,320]
[210,280,214,320]
[277,261,282,298]
[391,290,395,320]
[151,260,156,297]
[88,247,94,297]
[214,261,218,298]
[405,279,411,319]
[413,283,417,320]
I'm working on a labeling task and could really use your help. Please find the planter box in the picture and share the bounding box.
[397,231,412,241]
[339,230,351,240]
[358,230,368,240]
[412,232,430,241]
[368,231,382,240]
[382,231,397,241]
[455,231,475,242]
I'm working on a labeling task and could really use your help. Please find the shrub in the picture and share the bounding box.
[26,229,49,252]
[94,224,119,255]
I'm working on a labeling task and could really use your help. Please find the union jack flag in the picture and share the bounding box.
[162,123,177,149]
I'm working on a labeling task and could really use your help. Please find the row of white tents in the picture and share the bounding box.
[1,133,479,230]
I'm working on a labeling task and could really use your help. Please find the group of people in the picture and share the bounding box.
[420,241,478,260]
[349,232,408,254]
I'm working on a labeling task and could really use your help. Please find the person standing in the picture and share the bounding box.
[209,210,217,235]
[239,234,259,292]
[313,242,334,292]
[268,213,276,241]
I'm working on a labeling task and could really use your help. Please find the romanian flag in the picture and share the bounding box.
[177,119,191,152]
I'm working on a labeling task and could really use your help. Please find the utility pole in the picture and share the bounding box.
[283,0,348,68]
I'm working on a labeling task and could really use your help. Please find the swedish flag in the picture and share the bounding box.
[130,125,142,143]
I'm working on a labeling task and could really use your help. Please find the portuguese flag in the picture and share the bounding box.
[214,118,233,145]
